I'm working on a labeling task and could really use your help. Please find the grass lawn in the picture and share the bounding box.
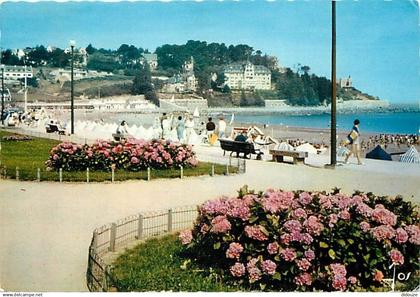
[110,234,237,292]
[0,130,236,182]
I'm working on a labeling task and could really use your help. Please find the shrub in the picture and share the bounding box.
[179,187,419,291]
[45,139,198,171]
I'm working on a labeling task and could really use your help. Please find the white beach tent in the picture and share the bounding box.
[399,146,420,164]
[193,107,199,118]
[337,146,350,157]
[296,143,318,154]
[274,142,294,151]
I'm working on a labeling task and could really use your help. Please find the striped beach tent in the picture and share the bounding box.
[337,146,350,157]
[399,146,420,164]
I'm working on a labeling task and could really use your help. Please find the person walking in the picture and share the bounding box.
[344,119,364,165]
[162,113,173,140]
[218,116,227,139]
[206,117,216,135]
[176,115,185,143]
[185,115,195,144]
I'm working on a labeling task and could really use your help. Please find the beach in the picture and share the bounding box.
[48,109,419,160]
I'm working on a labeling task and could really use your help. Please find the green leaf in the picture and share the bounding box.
[338,239,346,247]
[348,257,357,263]
[222,235,231,242]
[328,249,336,259]
[213,242,221,250]
[273,272,281,280]
[370,259,378,267]
[320,242,329,248]
[259,283,266,290]
[259,226,269,236]
[347,239,354,245]
[249,216,258,224]
[363,254,370,262]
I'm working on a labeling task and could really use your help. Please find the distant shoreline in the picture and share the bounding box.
[205,101,418,116]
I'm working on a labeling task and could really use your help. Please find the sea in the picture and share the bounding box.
[235,106,419,135]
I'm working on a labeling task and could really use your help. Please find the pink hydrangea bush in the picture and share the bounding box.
[179,187,420,291]
[45,139,198,171]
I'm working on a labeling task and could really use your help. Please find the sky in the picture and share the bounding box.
[0,0,419,104]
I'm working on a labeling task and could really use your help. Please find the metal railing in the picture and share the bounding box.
[87,205,198,292]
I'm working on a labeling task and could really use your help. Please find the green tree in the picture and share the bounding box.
[87,52,120,72]
[239,90,248,106]
[222,84,231,93]
[1,50,21,65]
[132,63,158,105]
[86,44,96,55]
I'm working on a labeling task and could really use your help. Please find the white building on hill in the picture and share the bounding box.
[0,65,33,81]
[339,76,352,89]
[142,53,158,70]
[224,61,271,90]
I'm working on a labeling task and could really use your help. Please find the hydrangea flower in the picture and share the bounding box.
[294,273,312,286]
[297,258,311,271]
[371,225,395,241]
[245,225,268,241]
[389,249,404,265]
[372,204,397,226]
[226,242,244,259]
[405,225,420,245]
[230,262,246,278]
[284,220,302,233]
[280,248,297,262]
[394,227,409,244]
[267,242,279,255]
[261,260,277,275]
[210,215,231,233]
[304,250,315,261]
[299,192,313,206]
[374,270,384,282]
[179,230,192,245]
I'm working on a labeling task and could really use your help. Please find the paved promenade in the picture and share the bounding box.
[1,145,419,291]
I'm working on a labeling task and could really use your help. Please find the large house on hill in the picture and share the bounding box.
[224,61,271,90]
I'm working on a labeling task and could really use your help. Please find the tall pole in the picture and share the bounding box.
[70,45,74,135]
[1,67,4,126]
[330,0,337,166]
[24,64,27,113]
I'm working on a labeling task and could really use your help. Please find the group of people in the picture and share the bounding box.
[363,134,419,150]
[201,116,227,145]
[115,112,200,144]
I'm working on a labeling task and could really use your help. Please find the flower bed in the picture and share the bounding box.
[46,139,198,171]
[2,134,33,141]
[179,187,419,291]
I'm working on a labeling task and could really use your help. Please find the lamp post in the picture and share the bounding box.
[69,40,76,135]
[24,61,27,113]
[1,67,4,126]
[329,0,337,167]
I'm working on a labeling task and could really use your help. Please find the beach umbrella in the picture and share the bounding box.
[337,146,350,157]
[296,143,318,154]
[274,142,294,151]
[399,146,420,164]
[365,145,392,161]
